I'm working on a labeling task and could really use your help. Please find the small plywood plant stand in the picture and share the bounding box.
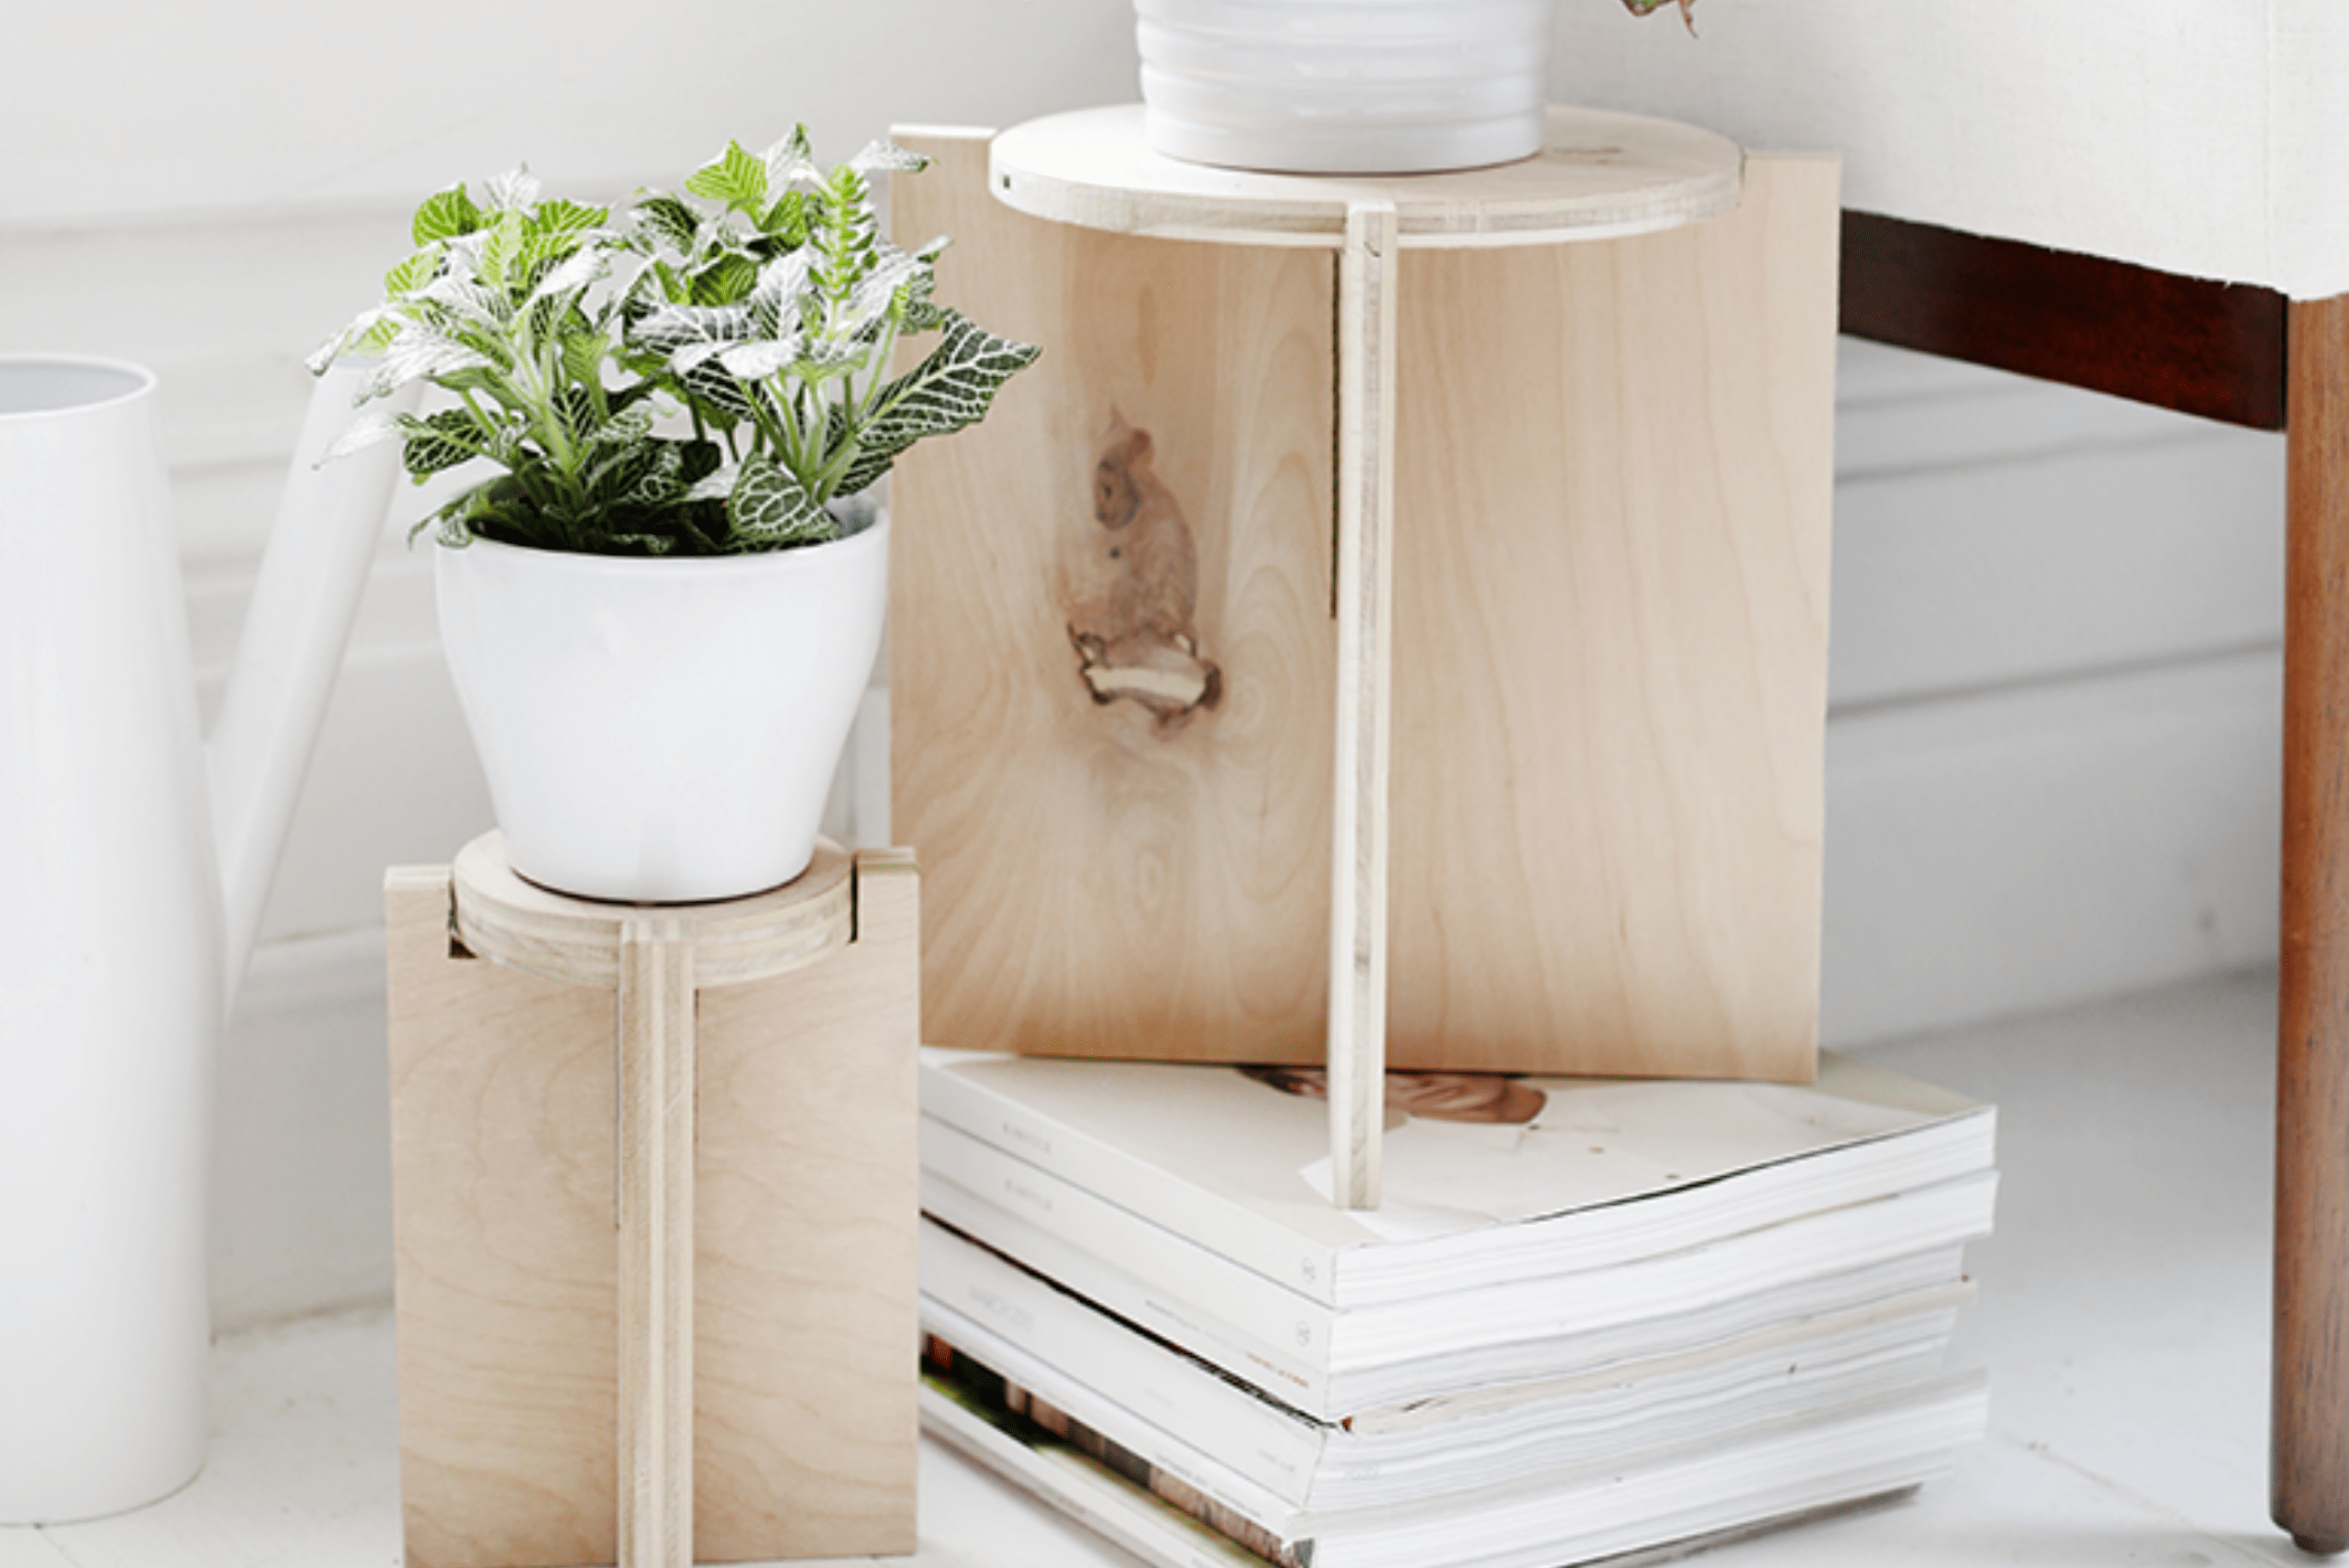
[963,106,1767,1208]
[384,836,919,1568]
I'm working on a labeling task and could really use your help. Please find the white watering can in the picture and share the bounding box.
[0,354,412,1522]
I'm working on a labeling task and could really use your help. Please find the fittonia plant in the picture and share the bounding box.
[309,130,1040,557]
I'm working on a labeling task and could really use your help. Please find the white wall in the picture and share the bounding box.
[0,13,2287,1327]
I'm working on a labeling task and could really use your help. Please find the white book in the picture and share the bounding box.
[923,1367,1990,1568]
[925,1162,1997,1418]
[920,1048,1995,1310]
[922,1218,1976,1512]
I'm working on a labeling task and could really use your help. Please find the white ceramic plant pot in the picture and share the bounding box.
[435,517,889,904]
[1135,0,1557,174]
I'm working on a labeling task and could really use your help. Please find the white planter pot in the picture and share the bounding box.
[435,518,889,904]
[1135,0,1557,174]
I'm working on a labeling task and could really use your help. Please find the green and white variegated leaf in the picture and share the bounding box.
[635,296,749,348]
[636,300,752,373]
[831,309,1041,496]
[729,451,837,548]
[689,250,760,307]
[306,306,395,374]
[751,250,816,338]
[415,272,513,332]
[530,199,607,238]
[717,339,801,381]
[841,246,927,335]
[398,408,484,477]
[678,358,757,421]
[484,166,541,212]
[560,328,610,391]
[803,335,866,373]
[592,405,656,450]
[359,330,495,403]
[385,248,440,296]
[761,126,819,191]
[632,193,699,256]
[318,408,407,462]
[411,184,480,246]
[848,138,930,178]
[685,462,738,503]
[685,140,768,214]
[616,442,686,509]
[477,207,529,295]
[521,243,608,314]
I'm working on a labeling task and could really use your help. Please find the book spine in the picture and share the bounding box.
[921,1061,1343,1303]
[921,1218,1331,1506]
[919,1377,1303,1568]
[925,1118,1337,1340]
[923,1168,1341,1416]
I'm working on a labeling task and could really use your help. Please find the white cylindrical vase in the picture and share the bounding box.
[0,358,218,1523]
[1136,0,1557,174]
[435,517,890,905]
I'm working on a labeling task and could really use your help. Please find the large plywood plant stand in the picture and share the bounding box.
[890,109,1841,1207]
[384,835,919,1568]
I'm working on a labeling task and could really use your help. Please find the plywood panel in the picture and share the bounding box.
[890,136,1836,1082]
[384,856,918,1567]
[1386,154,1840,1081]
[890,129,1338,1062]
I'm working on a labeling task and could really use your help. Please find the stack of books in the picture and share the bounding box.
[916,1049,1998,1568]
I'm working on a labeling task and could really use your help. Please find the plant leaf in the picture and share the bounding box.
[635,299,751,360]
[385,248,440,295]
[717,339,800,381]
[848,138,930,177]
[398,408,486,477]
[831,309,1040,496]
[521,242,608,313]
[678,358,757,421]
[685,140,769,214]
[359,330,495,403]
[530,198,607,238]
[633,192,699,255]
[728,450,836,548]
[761,125,820,191]
[319,409,407,462]
[478,207,528,294]
[412,184,481,246]
[484,166,541,212]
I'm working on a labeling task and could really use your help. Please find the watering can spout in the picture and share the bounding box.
[206,362,417,1015]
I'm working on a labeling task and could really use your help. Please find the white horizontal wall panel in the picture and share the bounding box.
[213,932,394,1329]
[1830,439,2285,711]
[1820,651,2281,1048]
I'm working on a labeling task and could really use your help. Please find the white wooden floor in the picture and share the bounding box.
[0,969,2313,1567]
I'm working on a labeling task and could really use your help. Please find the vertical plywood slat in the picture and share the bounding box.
[1329,200,1400,1208]
[616,920,692,1568]
[1385,153,1841,1084]
[890,128,1338,1062]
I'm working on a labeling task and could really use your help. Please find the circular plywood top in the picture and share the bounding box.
[451,831,853,990]
[989,104,1742,250]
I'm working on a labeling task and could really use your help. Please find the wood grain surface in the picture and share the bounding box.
[892,133,1835,1082]
[1840,211,2288,432]
[988,104,1742,251]
[384,854,919,1567]
[2274,293,2349,1557]
[1329,197,1400,1207]
[891,128,1340,1063]
[1383,154,1839,1083]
